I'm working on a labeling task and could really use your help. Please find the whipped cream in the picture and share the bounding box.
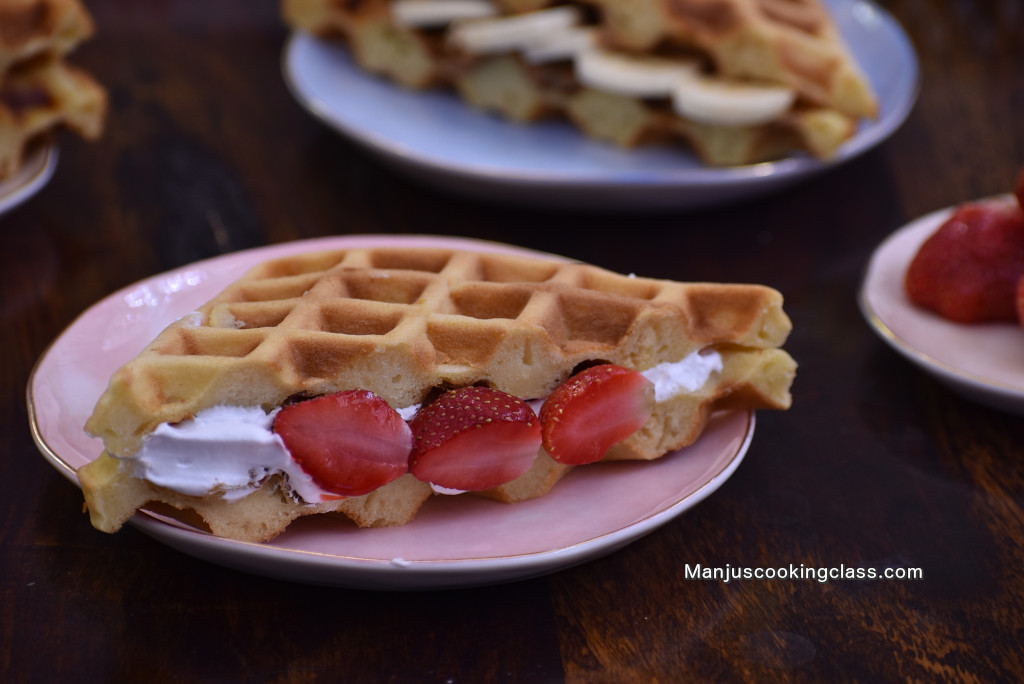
[130,350,722,501]
[642,349,723,402]
[132,405,327,503]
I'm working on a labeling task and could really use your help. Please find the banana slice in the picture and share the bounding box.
[672,73,796,127]
[521,26,596,64]
[448,6,581,55]
[575,48,698,98]
[391,0,498,28]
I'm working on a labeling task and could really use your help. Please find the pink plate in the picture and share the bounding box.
[29,234,755,590]
[859,198,1024,414]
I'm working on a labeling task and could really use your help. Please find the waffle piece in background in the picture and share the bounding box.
[80,246,796,543]
[0,54,105,177]
[587,0,877,119]
[0,0,93,74]
[0,0,106,179]
[282,0,875,165]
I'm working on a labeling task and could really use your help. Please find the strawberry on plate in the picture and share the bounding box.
[540,364,654,465]
[409,387,541,491]
[905,197,1024,323]
[274,390,413,497]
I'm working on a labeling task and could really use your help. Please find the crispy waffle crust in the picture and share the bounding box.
[81,247,796,542]
[282,0,874,165]
[0,0,105,179]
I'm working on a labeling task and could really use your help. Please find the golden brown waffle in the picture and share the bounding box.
[81,246,796,542]
[0,0,94,78]
[0,54,106,178]
[0,0,104,179]
[457,56,856,164]
[282,0,872,165]
[587,0,877,118]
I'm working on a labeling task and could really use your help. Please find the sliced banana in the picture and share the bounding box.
[448,6,581,55]
[575,47,698,98]
[672,73,796,127]
[521,26,596,64]
[391,0,498,28]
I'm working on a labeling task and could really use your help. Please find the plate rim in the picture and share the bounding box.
[0,143,58,216]
[858,197,1024,410]
[29,234,759,588]
[280,0,920,197]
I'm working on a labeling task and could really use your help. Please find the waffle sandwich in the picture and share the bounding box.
[80,246,796,542]
[0,0,106,179]
[282,0,875,165]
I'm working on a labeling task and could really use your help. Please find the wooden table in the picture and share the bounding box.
[4,1,1023,680]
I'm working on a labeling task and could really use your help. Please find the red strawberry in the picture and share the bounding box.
[274,390,412,497]
[540,364,654,465]
[409,387,541,491]
[905,198,1024,323]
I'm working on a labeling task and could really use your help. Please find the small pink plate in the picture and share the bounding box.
[29,234,755,590]
[859,198,1024,414]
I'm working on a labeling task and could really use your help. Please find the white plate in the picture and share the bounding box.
[859,199,1024,414]
[29,234,756,590]
[0,144,57,216]
[281,0,919,211]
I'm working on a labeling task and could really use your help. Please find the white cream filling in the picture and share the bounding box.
[642,348,724,402]
[128,350,722,502]
[132,405,327,504]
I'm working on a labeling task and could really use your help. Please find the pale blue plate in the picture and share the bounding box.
[0,144,57,216]
[282,0,918,210]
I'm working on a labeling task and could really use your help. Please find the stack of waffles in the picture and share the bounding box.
[0,0,106,179]
[282,0,876,165]
[80,246,796,542]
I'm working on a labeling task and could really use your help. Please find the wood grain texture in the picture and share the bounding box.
[2,0,1023,681]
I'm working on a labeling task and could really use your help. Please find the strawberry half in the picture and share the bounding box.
[274,390,412,497]
[409,387,541,491]
[540,364,654,465]
[905,198,1024,323]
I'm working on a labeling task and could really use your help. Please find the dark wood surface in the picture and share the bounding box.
[4,1,1024,681]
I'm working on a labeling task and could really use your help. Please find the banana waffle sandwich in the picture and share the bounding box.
[282,0,876,165]
[80,246,796,543]
[0,0,106,179]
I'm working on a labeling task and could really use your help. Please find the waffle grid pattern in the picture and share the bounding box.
[86,247,790,460]
[165,247,784,390]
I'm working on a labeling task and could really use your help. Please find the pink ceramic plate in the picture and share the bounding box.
[859,198,1024,414]
[29,234,755,590]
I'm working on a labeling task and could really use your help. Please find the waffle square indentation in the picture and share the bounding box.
[478,255,559,283]
[450,285,532,320]
[160,328,266,358]
[559,292,641,345]
[340,271,431,304]
[369,248,452,273]
[319,302,404,336]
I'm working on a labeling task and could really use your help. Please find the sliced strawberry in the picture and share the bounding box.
[540,364,654,465]
[274,390,412,497]
[905,198,1024,323]
[409,387,541,491]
